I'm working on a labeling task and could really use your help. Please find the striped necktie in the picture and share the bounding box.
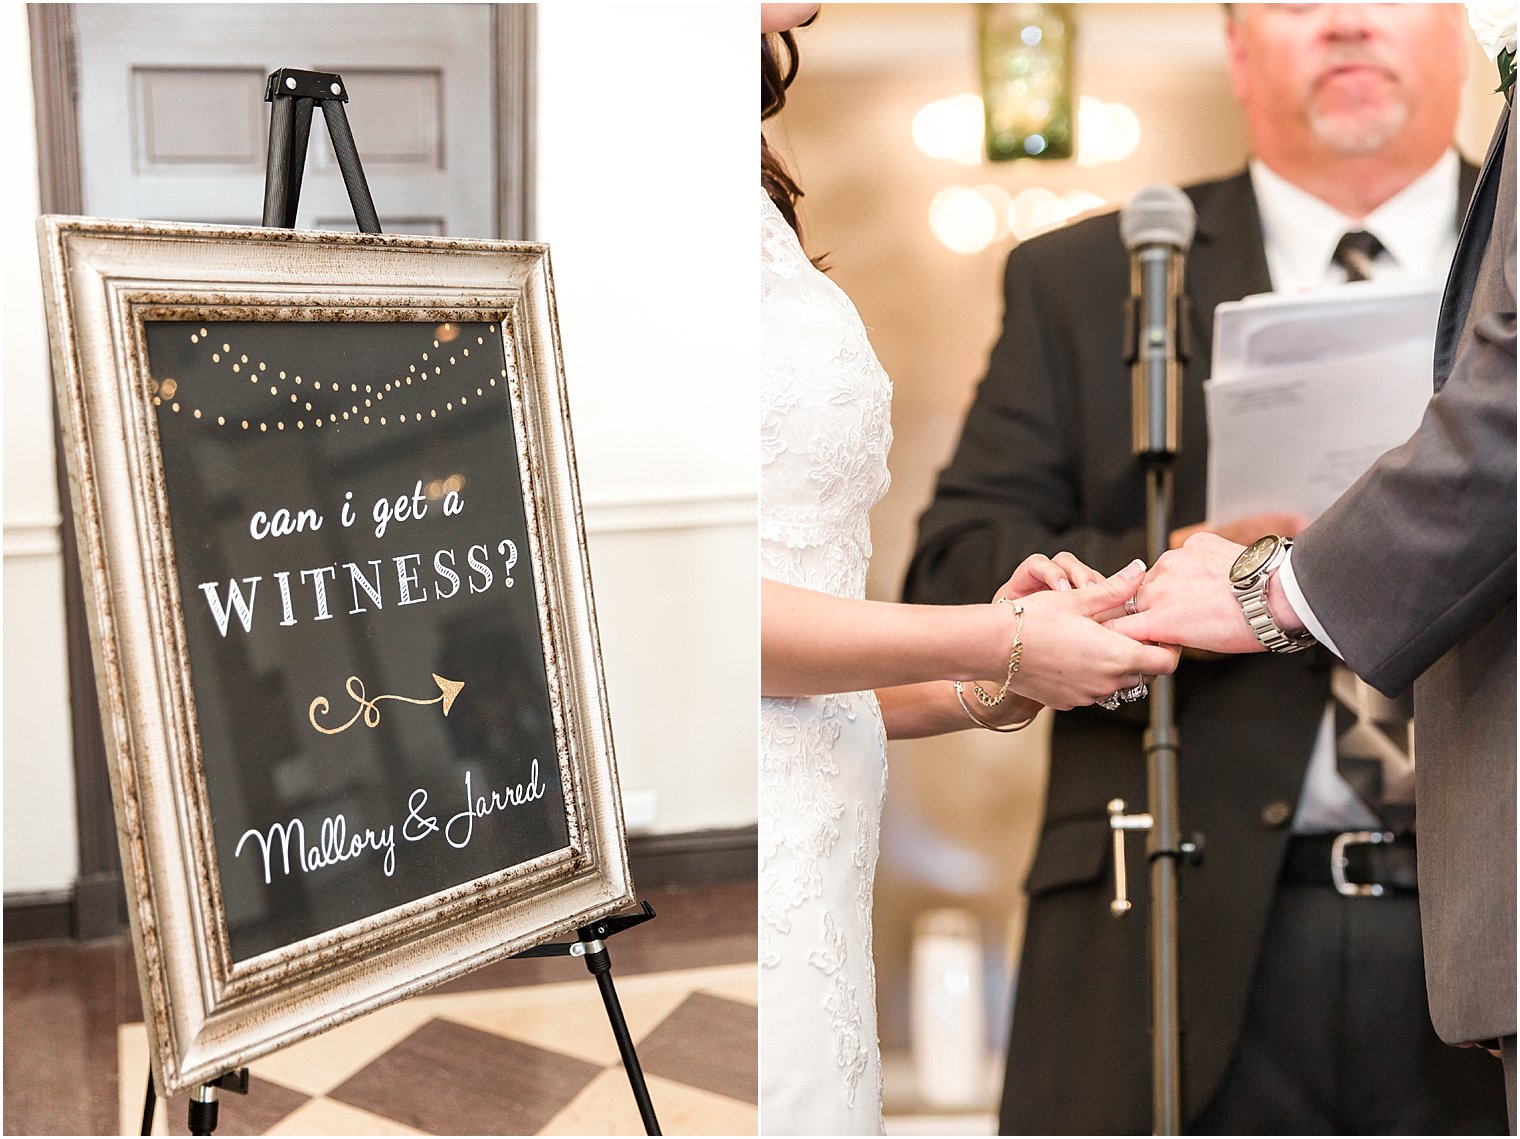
[1330,229,1386,283]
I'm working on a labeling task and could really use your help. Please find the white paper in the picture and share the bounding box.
[1205,340,1435,523]
[1205,283,1441,525]
[1212,281,1442,381]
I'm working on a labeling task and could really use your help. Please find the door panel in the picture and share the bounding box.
[133,67,268,171]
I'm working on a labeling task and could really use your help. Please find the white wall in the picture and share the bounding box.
[4,0,81,894]
[2,1,756,902]
[537,2,757,835]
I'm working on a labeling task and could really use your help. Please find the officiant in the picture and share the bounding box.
[904,4,1507,1133]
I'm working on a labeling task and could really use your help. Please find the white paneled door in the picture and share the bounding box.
[72,4,497,237]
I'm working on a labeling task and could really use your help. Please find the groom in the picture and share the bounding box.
[1115,93,1516,1121]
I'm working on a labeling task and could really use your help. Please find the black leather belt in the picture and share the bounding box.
[1282,831,1418,897]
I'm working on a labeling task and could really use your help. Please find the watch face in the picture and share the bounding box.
[1230,535,1280,584]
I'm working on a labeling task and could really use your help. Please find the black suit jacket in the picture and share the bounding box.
[903,162,1478,1132]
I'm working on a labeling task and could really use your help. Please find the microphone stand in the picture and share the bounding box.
[1110,234,1192,1135]
[1140,454,1184,1136]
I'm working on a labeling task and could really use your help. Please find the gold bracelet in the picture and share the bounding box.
[970,599,1024,707]
[954,681,1035,732]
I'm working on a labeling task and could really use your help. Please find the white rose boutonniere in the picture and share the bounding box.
[1467,0,1517,97]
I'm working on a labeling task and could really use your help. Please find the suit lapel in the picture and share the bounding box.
[1435,106,1511,387]
[1457,152,1481,222]
[1185,171,1273,371]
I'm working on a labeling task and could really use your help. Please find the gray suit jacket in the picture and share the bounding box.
[1293,106,1516,1045]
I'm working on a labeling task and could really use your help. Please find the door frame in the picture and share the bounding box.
[20,2,537,940]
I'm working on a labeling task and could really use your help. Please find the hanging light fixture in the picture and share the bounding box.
[978,4,1076,162]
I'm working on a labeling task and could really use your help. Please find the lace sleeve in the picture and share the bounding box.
[761,187,806,281]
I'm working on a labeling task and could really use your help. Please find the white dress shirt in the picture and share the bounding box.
[1247,151,1460,833]
[1251,150,1460,290]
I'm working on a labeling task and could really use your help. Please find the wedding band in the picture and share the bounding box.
[1120,683,1149,703]
[1124,597,1139,615]
[1099,691,1123,711]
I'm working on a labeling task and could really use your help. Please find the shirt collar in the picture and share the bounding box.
[1248,150,1459,292]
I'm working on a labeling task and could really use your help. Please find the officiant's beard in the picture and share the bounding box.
[1309,98,1407,157]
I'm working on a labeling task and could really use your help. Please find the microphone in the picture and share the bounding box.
[1121,185,1196,459]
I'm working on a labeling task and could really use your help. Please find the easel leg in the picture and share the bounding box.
[261,95,313,228]
[320,101,381,233]
[261,93,295,228]
[140,1066,156,1136]
[284,97,315,227]
[582,940,661,1136]
[188,1084,219,1136]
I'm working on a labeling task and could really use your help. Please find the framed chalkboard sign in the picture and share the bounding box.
[38,217,634,1094]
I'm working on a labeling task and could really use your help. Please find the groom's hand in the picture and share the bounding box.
[1106,533,1267,655]
[1170,511,1305,550]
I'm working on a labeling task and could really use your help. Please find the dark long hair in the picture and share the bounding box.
[761,29,805,239]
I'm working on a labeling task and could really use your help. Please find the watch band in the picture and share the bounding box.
[1239,585,1314,653]
[1232,538,1316,654]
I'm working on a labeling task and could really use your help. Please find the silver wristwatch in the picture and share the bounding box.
[1229,535,1317,654]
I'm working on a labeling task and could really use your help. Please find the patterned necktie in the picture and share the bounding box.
[1332,669,1417,833]
[1330,229,1386,283]
[1327,228,1413,830]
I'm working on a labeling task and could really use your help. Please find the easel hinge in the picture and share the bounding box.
[265,68,349,103]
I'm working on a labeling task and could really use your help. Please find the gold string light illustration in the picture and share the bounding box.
[151,322,516,433]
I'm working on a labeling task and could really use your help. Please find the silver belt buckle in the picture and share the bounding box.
[1331,830,1397,897]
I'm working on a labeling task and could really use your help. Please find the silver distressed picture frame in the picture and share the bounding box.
[37,216,633,1094]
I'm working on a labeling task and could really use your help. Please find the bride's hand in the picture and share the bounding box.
[1007,560,1180,711]
[996,551,1106,601]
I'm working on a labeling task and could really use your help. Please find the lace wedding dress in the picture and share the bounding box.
[759,187,893,1135]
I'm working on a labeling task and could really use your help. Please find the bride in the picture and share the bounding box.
[758,5,1179,1134]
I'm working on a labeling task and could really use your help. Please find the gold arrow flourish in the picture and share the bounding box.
[309,674,465,735]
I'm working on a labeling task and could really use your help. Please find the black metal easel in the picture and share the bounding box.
[260,67,379,232]
[514,902,663,1135]
[140,68,662,1138]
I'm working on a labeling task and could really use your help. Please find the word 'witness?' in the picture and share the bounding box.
[196,538,521,636]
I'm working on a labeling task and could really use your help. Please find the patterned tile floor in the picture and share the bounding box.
[122,964,756,1135]
[5,881,756,1136]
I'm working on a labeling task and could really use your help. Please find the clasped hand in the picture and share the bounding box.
[966,520,1301,714]
[1004,513,1311,694]
[988,552,1180,712]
